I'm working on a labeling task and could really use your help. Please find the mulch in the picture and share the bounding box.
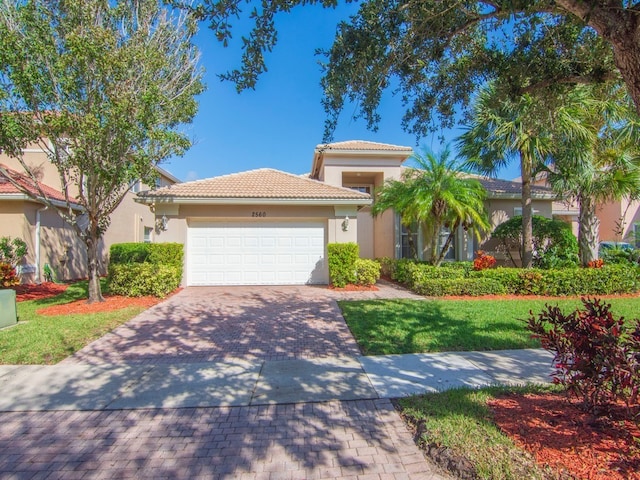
[35,295,164,316]
[488,392,640,480]
[12,282,69,302]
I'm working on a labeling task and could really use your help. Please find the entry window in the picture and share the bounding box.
[400,223,419,259]
[438,227,455,260]
[348,185,371,194]
[143,227,153,243]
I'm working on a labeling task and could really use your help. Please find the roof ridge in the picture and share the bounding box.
[275,169,371,197]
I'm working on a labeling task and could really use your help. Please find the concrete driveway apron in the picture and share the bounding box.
[0,284,451,479]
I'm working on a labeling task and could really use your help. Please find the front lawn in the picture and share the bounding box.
[338,297,640,355]
[0,281,148,364]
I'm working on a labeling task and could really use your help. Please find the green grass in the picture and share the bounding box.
[338,297,640,355]
[397,385,561,480]
[0,281,149,364]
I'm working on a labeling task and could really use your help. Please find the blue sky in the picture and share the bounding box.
[164,3,520,182]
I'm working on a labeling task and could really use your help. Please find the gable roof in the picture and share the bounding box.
[0,164,82,207]
[137,168,372,206]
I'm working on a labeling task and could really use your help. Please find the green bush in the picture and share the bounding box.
[109,242,183,267]
[0,236,27,267]
[355,258,381,286]
[412,277,506,296]
[327,243,359,287]
[108,263,181,297]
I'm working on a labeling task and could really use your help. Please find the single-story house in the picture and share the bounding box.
[137,140,557,286]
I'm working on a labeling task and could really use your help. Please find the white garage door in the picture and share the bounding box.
[187,222,327,286]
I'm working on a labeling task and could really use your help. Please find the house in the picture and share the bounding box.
[0,144,180,283]
[137,140,557,286]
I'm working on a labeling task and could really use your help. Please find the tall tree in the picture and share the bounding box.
[0,0,204,302]
[193,1,640,136]
[546,85,640,265]
[372,148,490,266]
[457,84,563,268]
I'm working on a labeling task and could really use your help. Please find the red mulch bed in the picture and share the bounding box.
[488,392,640,480]
[12,282,69,302]
[329,284,379,291]
[36,295,164,316]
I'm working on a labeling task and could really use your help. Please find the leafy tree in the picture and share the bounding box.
[492,215,579,268]
[372,148,490,266]
[194,1,640,133]
[545,85,640,266]
[0,0,203,302]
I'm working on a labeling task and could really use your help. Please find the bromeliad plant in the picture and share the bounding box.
[527,297,640,414]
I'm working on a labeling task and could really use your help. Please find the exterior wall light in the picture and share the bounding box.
[342,216,350,232]
[156,214,168,232]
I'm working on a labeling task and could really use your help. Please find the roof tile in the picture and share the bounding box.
[0,165,72,203]
[315,140,413,152]
[142,168,371,200]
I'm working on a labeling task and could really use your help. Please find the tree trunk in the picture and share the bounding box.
[578,194,600,266]
[85,235,104,304]
[555,1,640,115]
[435,230,456,267]
[520,152,534,268]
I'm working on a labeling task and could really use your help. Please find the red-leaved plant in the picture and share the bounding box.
[587,259,604,268]
[473,250,496,271]
[527,297,640,415]
[0,262,19,288]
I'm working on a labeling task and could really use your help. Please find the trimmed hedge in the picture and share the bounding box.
[109,242,183,267]
[327,243,359,287]
[108,242,183,297]
[380,258,640,297]
[108,263,181,298]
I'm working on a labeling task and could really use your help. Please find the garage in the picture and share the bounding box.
[187,222,327,286]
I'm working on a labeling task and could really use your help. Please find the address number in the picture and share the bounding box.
[252,211,267,217]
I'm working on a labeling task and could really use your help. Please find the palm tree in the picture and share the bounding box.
[372,148,490,266]
[456,84,559,268]
[547,85,640,265]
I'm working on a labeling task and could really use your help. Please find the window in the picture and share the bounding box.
[130,180,142,193]
[348,185,371,194]
[400,223,419,259]
[514,207,540,216]
[143,227,153,243]
[635,224,640,248]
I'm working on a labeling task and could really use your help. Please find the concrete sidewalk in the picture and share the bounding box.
[0,349,554,412]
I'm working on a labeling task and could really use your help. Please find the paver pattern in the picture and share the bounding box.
[0,283,450,479]
[62,283,421,365]
[0,399,441,480]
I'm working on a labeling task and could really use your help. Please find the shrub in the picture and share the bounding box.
[601,247,640,266]
[473,250,496,271]
[527,297,640,413]
[412,277,506,296]
[0,237,27,267]
[355,258,381,286]
[327,243,359,287]
[468,267,522,294]
[108,263,181,297]
[493,215,579,268]
[0,262,19,288]
[109,242,183,267]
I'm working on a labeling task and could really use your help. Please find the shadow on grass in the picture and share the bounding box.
[339,299,541,355]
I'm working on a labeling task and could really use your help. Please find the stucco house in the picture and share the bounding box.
[0,144,179,282]
[138,140,557,286]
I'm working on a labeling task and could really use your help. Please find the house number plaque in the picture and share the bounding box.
[251,211,267,217]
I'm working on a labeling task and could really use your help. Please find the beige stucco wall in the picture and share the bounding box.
[0,200,86,282]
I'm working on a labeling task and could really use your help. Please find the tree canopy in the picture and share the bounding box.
[0,0,204,302]
[195,1,640,138]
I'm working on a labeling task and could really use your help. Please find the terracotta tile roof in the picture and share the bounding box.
[315,140,413,152]
[0,164,72,203]
[140,168,372,201]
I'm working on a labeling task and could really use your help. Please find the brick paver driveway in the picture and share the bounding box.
[0,284,449,480]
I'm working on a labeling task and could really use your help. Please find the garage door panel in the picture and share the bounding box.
[187,222,327,286]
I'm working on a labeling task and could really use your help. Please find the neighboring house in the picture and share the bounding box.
[138,140,557,286]
[0,144,180,282]
[528,173,640,247]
